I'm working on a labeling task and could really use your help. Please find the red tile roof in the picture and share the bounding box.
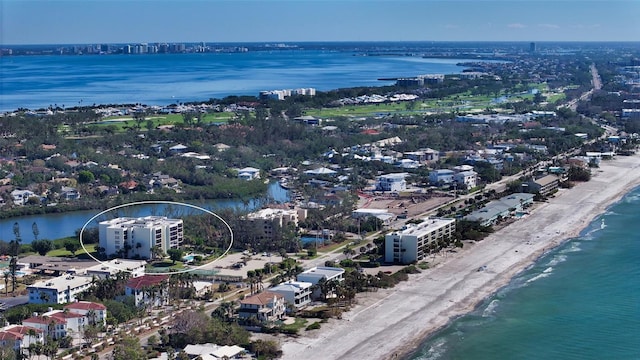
[4,326,42,335]
[64,301,107,311]
[126,274,169,290]
[240,291,284,306]
[50,312,83,321]
[22,315,65,325]
[0,331,21,341]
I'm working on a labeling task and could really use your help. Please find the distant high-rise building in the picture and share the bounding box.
[530,42,536,53]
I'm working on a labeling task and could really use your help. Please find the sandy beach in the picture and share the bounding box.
[280,153,640,360]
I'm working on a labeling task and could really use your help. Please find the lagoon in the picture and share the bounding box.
[0,181,289,243]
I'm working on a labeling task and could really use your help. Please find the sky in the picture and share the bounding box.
[1,0,639,45]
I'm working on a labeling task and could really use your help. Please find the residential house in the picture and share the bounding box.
[384,218,456,264]
[27,275,94,304]
[453,170,478,190]
[0,325,44,351]
[169,144,188,154]
[237,167,261,181]
[268,280,313,310]
[21,315,68,340]
[429,170,455,186]
[40,310,86,337]
[403,148,439,164]
[60,186,80,200]
[297,267,345,299]
[238,291,286,323]
[183,343,246,360]
[125,274,170,308]
[63,301,108,327]
[376,173,407,192]
[11,189,36,205]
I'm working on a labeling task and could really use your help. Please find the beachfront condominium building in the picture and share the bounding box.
[384,218,456,264]
[244,207,307,242]
[99,216,183,259]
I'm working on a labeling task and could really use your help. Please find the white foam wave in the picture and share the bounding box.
[623,194,640,203]
[419,337,448,360]
[482,299,500,318]
[526,266,554,284]
[547,254,567,266]
[560,242,582,253]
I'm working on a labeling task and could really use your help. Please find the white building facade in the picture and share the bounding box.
[99,216,183,259]
[376,173,408,192]
[384,218,456,264]
[27,275,94,304]
[268,280,313,310]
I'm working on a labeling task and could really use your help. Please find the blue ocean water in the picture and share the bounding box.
[1,50,480,112]
[408,187,640,360]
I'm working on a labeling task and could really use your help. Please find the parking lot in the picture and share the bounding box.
[201,251,284,278]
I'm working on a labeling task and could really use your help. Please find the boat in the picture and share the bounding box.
[279,178,290,190]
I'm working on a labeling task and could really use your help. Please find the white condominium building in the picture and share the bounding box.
[99,216,183,259]
[385,218,456,264]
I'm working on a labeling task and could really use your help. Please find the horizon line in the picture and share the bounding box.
[4,40,640,47]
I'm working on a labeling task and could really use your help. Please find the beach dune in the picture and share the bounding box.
[281,154,640,360]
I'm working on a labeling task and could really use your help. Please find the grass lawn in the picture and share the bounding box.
[47,243,97,258]
[318,239,352,253]
[279,318,308,333]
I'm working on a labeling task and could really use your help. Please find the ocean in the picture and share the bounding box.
[1,50,482,112]
[407,187,640,360]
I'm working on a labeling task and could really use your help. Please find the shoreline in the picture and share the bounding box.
[280,153,640,360]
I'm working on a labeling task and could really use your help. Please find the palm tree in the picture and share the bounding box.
[3,272,8,296]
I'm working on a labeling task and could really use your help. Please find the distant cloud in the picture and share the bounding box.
[538,23,560,29]
[508,23,526,29]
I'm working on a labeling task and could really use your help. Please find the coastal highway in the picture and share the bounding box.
[561,63,601,112]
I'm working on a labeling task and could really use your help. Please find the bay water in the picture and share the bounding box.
[1,50,482,112]
[407,187,640,359]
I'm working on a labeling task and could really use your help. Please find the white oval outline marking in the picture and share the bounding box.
[79,200,233,275]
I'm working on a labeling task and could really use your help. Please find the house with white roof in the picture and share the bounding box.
[183,343,246,360]
[297,266,345,299]
[304,167,337,176]
[11,189,36,205]
[429,169,455,186]
[85,259,146,279]
[237,167,261,180]
[453,170,478,190]
[269,280,313,310]
[376,173,408,192]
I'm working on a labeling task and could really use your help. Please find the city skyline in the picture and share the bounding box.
[2,0,639,45]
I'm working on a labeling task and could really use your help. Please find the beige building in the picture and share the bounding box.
[244,207,307,241]
[384,218,456,264]
[238,291,286,323]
